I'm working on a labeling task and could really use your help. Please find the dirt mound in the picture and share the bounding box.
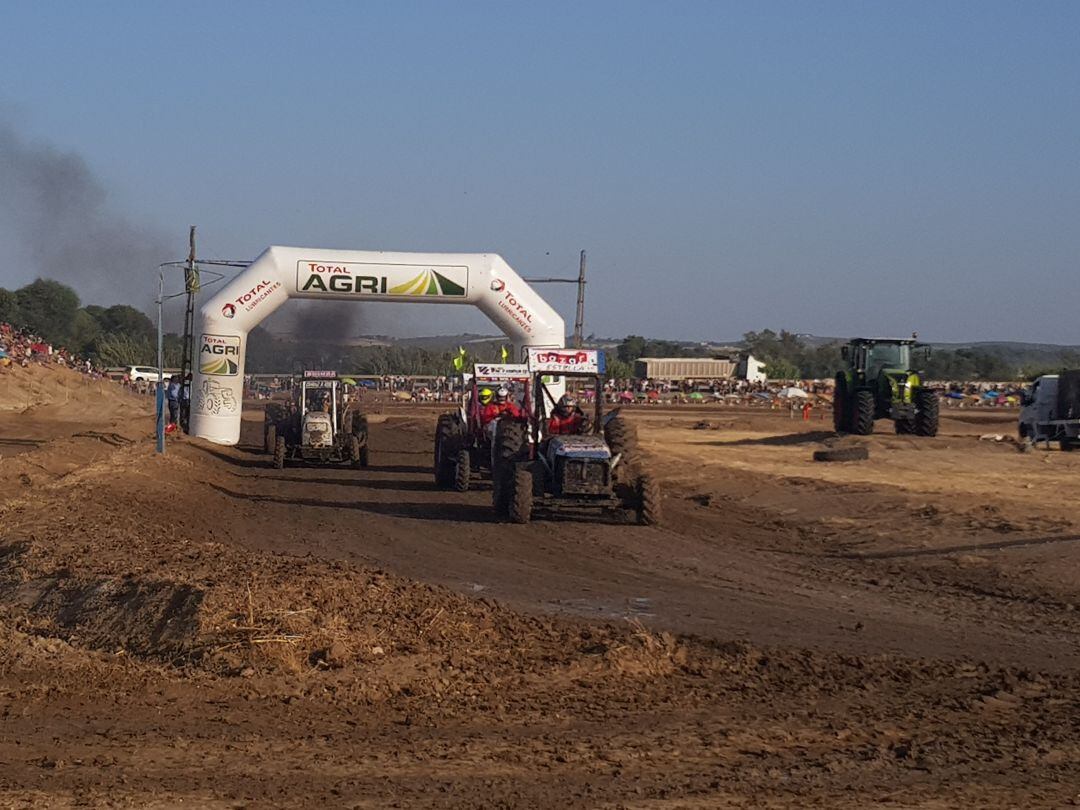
[0,363,137,415]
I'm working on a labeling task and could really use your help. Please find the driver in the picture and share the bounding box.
[491,386,525,421]
[547,393,589,435]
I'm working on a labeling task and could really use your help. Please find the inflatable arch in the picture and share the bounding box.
[189,246,565,445]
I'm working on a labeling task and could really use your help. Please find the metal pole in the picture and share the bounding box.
[573,250,587,348]
[156,271,165,454]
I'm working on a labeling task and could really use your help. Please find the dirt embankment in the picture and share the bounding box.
[2,393,1080,806]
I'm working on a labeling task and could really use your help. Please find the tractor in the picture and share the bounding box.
[492,348,661,525]
[265,370,369,468]
[433,363,530,492]
[833,338,939,436]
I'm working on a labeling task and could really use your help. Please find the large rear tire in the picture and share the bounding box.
[605,415,639,481]
[273,436,286,469]
[833,375,852,433]
[494,420,527,464]
[636,473,661,526]
[914,389,939,437]
[453,449,471,492]
[349,434,363,468]
[509,464,534,524]
[492,464,511,517]
[434,413,460,487]
[853,390,875,436]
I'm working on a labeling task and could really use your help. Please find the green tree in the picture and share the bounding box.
[69,309,102,355]
[0,288,20,324]
[617,335,647,363]
[14,279,80,345]
[765,357,801,380]
[606,358,634,380]
[92,304,155,340]
[94,332,155,366]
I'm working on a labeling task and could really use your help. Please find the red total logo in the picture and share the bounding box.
[221,303,236,319]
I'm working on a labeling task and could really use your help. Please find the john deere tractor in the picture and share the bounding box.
[833,338,939,436]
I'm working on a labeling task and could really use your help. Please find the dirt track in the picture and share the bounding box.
[3,371,1080,807]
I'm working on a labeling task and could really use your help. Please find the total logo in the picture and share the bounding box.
[221,279,282,320]
[221,303,237,319]
[490,279,506,292]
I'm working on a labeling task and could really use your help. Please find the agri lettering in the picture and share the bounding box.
[301,274,387,294]
[201,343,239,357]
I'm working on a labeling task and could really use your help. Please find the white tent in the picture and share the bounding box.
[778,386,809,398]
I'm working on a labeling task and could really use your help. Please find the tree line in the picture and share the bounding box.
[3,277,1075,380]
[0,278,186,367]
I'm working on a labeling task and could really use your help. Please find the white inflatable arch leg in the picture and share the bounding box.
[190,246,565,445]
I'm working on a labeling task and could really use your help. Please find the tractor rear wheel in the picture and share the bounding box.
[434,413,459,487]
[359,444,369,467]
[833,375,852,433]
[492,464,511,517]
[914,389,939,437]
[453,449,471,492]
[273,436,286,469]
[509,464,534,524]
[636,473,662,526]
[853,390,876,435]
[605,415,639,481]
[264,423,277,455]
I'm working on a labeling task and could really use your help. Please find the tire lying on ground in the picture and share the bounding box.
[812,446,869,463]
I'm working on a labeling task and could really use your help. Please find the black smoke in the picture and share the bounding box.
[0,123,172,309]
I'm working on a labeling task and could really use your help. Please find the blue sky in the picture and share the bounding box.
[1,1,1078,342]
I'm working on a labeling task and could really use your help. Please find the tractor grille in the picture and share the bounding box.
[557,458,610,495]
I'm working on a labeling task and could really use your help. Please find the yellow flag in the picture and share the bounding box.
[500,345,509,363]
[452,346,466,372]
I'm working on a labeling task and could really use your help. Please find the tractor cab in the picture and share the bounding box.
[298,371,340,451]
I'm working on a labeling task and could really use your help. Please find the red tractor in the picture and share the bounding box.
[433,363,530,491]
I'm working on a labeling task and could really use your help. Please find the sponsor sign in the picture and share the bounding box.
[490,278,534,334]
[199,334,241,376]
[303,370,338,379]
[527,348,605,375]
[473,363,529,381]
[296,261,468,298]
[222,278,281,319]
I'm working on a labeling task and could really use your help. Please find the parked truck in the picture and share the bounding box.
[1019,371,1080,450]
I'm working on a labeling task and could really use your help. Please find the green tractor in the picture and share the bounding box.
[833,338,939,436]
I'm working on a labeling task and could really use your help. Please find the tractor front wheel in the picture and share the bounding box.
[914,389,939,437]
[434,414,459,487]
[273,436,286,469]
[636,473,662,526]
[509,464,534,524]
[453,449,471,492]
[853,390,876,435]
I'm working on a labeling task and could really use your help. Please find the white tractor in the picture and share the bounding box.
[266,371,368,468]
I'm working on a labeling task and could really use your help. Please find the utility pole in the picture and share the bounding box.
[573,250,587,348]
[180,226,199,431]
[524,249,588,347]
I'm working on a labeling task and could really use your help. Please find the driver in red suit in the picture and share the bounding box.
[547,394,589,435]
[481,386,525,425]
